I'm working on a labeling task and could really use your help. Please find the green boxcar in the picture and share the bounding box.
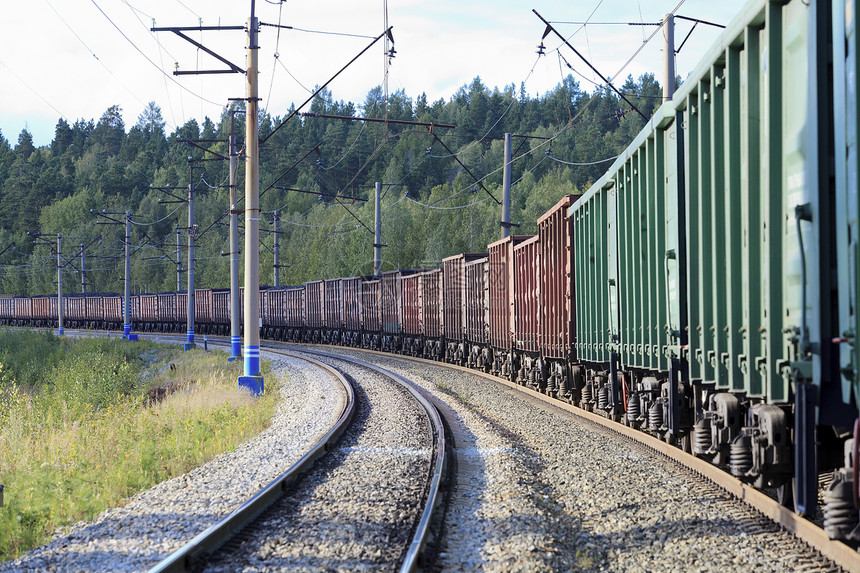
[834,0,860,411]
[570,0,860,519]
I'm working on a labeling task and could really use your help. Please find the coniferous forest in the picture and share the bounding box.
[0,73,664,296]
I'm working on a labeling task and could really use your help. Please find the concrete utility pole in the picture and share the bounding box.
[374,182,382,276]
[57,234,63,336]
[185,178,196,350]
[662,14,675,102]
[501,133,512,239]
[122,211,136,341]
[273,210,280,287]
[80,244,86,293]
[239,3,264,394]
[176,227,182,292]
[229,134,241,361]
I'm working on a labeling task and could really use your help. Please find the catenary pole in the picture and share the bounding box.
[185,179,195,349]
[374,182,382,276]
[80,244,86,293]
[273,210,280,287]
[663,14,675,102]
[57,234,63,336]
[176,227,182,292]
[501,133,512,239]
[229,134,241,360]
[239,2,264,394]
[123,211,133,339]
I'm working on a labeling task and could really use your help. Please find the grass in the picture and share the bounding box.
[0,330,279,563]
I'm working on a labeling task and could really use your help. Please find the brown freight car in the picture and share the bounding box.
[464,256,490,371]
[401,273,422,356]
[139,294,159,332]
[194,289,214,334]
[538,194,578,398]
[420,269,443,360]
[103,295,122,330]
[361,278,381,349]
[31,296,55,328]
[261,286,302,341]
[341,277,363,347]
[381,269,425,353]
[323,279,343,345]
[13,297,32,327]
[176,292,188,333]
[488,236,532,380]
[65,295,87,328]
[304,280,324,343]
[442,253,486,364]
[85,295,104,329]
[513,235,540,390]
[0,296,18,325]
[157,293,178,332]
[212,289,230,335]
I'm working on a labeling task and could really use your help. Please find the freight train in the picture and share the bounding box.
[2,0,860,542]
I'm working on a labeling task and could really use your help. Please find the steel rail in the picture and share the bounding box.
[283,346,447,573]
[306,345,860,573]
[147,350,355,573]
[44,329,856,569]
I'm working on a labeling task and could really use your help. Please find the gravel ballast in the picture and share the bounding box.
[203,351,434,572]
[0,352,346,573]
[321,348,836,572]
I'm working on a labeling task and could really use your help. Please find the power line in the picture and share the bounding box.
[262,26,393,145]
[89,0,223,106]
[0,58,68,121]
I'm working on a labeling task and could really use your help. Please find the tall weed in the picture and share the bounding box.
[0,335,278,563]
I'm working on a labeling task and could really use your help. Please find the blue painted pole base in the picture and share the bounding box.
[183,343,196,352]
[238,375,264,396]
[229,336,241,363]
[124,334,138,341]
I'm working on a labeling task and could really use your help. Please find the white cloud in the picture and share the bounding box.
[0,1,746,146]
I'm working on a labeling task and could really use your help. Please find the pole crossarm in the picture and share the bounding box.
[151,26,245,75]
[533,10,648,121]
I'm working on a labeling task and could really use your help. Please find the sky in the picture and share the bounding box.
[0,0,749,148]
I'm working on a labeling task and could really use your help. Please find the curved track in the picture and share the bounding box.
[277,343,860,573]
[149,350,356,573]
[133,338,447,572]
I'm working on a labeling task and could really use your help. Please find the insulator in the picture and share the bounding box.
[627,394,641,422]
[648,401,663,429]
[729,437,753,477]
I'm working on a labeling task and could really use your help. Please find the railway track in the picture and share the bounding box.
[282,343,857,572]
[164,347,447,572]
[148,350,358,572]
[7,329,854,570]
[0,344,353,573]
